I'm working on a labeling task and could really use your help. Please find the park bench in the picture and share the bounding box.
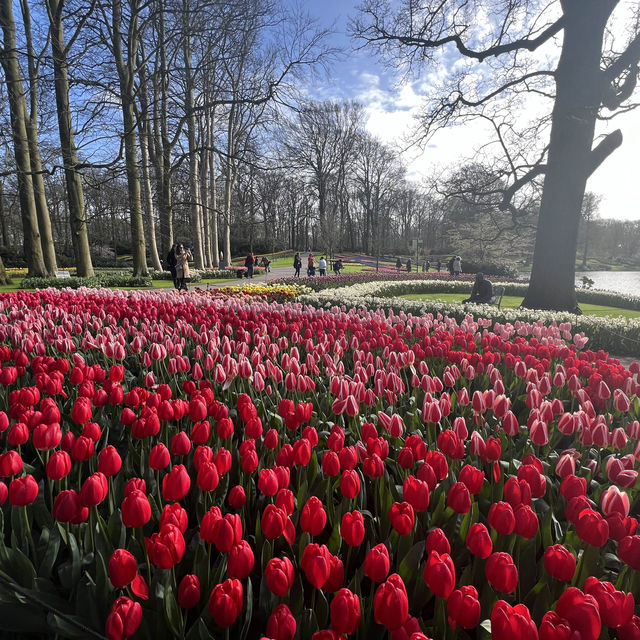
[491,286,505,309]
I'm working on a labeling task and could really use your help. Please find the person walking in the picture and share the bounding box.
[453,256,462,277]
[245,253,255,278]
[396,257,402,271]
[174,244,192,291]
[293,253,302,277]
[318,256,327,276]
[261,256,271,273]
[307,253,315,277]
[406,258,412,273]
[166,244,177,288]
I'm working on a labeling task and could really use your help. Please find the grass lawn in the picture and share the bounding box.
[400,292,640,319]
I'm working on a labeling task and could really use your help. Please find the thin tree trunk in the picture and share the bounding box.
[223,104,236,265]
[199,125,212,268]
[47,0,94,276]
[0,182,7,247]
[523,2,613,312]
[182,0,204,270]
[22,0,57,275]
[0,0,46,277]
[209,115,219,267]
[139,124,162,271]
[153,0,173,258]
[112,0,147,276]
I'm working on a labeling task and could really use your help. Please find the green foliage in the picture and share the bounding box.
[20,272,153,290]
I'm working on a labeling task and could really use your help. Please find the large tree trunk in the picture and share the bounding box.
[0,254,8,285]
[523,3,613,312]
[47,0,94,277]
[181,0,204,270]
[21,0,57,276]
[112,0,147,277]
[153,0,173,259]
[0,0,47,277]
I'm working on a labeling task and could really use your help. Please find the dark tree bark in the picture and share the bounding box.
[0,0,47,277]
[21,0,57,275]
[46,0,94,277]
[354,0,639,311]
[522,2,617,311]
[111,0,148,276]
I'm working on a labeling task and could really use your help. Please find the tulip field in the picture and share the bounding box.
[1,287,640,640]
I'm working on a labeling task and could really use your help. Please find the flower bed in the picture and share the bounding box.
[195,283,309,303]
[301,280,640,356]
[274,271,520,291]
[0,288,639,639]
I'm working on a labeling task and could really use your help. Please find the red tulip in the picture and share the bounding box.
[364,543,390,583]
[300,496,327,536]
[339,470,360,499]
[46,450,71,480]
[330,588,360,635]
[145,524,186,569]
[79,472,108,507]
[490,601,537,640]
[178,574,200,609]
[53,489,88,524]
[584,577,634,628]
[575,509,609,547]
[403,476,430,512]
[447,585,480,629]
[228,485,246,510]
[485,552,518,594]
[426,528,451,555]
[105,597,142,640]
[228,540,254,579]
[265,556,295,597]
[447,482,471,514]
[208,578,243,628]
[162,464,191,501]
[543,544,576,582]
[374,574,409,631]
[458,464,485,495]
[301,544,331,590]
[554,587,601,640]
[8,474,38,506]
[466,522,492,559]
[423,550,455,599]
[340,510,365,546]
[121,490,151,528]
[98,446,122,477]
[488,501,515,535]
[108,549,138,589]
[160,503,188,533]
[389,501,415,536]
[266,604,296,640]
[616,531,640,569]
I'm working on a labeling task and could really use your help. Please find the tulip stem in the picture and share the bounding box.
[23,506,36,560]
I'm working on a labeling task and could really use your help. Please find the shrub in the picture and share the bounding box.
[21,271,152,290]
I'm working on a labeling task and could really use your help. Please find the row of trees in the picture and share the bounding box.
[1,0,640,309]
[0,0,333,278]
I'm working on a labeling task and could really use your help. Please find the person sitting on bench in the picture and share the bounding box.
[463,272,494,304]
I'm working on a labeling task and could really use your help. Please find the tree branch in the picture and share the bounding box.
[587,129,623,177]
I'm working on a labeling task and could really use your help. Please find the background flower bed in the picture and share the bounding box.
[300,280,640,356]
[0,288,639,639]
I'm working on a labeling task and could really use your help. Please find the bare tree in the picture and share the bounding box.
[46,0,95,276]
[0,0,47,276]
[353,0,640,311]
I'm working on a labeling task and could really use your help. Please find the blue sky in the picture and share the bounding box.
[300,0,640,222]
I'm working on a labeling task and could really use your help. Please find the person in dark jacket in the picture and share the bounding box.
[245,253,255,278]
[406,258,412,273]
[166,244,178,287]
[293,253,302,277]
[463,272,494,304]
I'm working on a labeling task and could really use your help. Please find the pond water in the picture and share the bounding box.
[518,271,640,296]
[574,271,640,296]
